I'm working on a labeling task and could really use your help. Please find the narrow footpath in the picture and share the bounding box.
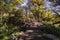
[18,21,60,40]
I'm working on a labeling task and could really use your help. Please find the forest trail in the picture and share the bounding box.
[18,21,60,40]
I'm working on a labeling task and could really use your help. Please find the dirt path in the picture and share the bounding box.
[12,21,60,40]
[18,22,59,40]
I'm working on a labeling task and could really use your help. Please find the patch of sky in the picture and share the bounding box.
[21,0,28,6]
[44,0,60,15]
[16,0,29,8]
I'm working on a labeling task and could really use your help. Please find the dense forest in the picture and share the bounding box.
[0,0,60,40]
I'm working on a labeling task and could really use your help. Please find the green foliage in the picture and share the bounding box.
[31,0,44,5]
[10,0,23,5]
[41,24,60,37]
